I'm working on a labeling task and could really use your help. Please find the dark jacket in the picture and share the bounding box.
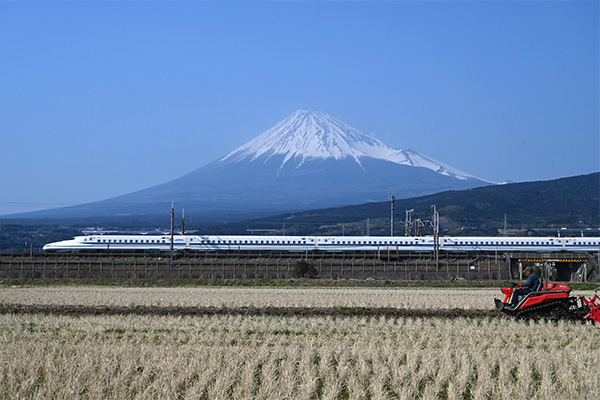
[523,273,540,292]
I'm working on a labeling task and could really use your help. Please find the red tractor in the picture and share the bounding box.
[495,281,600,324]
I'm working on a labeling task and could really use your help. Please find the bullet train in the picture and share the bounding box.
[42,234,600,253]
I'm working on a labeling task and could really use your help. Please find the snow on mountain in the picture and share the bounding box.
[219,110,482,181]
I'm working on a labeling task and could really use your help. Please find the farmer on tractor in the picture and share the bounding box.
[511,267,540,307]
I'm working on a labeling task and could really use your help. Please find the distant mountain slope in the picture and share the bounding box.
[4,110,491,222]
[2,173,596,250]
[211,172,600,236]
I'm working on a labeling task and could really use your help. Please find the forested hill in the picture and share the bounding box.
[212,172,599,236]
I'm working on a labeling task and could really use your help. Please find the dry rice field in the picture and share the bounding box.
[0,286,503,309]
[1,285,599,399]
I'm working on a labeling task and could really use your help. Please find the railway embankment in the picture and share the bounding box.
[0,256,510,280]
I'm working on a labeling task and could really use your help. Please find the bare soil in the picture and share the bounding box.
[0,303,503,319]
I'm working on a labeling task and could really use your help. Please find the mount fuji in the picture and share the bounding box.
[219,110,481,180]
[9,110,492,222]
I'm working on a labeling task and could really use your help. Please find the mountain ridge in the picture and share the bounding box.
[209,172,600,237]
[2,110,491,221]
[1,172,596,252]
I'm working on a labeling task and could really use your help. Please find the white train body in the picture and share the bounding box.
[42,234,600,253]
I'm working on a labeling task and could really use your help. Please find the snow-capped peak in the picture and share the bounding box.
[219,110,481,180]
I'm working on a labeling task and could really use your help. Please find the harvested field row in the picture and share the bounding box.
[0,286,502,309]
[2,285,596,310]
[0,303,502,320]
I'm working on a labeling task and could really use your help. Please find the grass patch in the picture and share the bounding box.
[568,282,600,291]
[0,277,511,288]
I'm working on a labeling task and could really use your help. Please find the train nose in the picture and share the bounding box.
[42,241,66,251]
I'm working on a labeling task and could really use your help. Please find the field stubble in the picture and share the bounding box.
[0,286,599,399]
[1,313,599,399]
[0,286,505,309]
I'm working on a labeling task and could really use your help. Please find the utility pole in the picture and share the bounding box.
[503,214,507,237]
[432,205,439,270]
[170,202,175,255]
[367,218,370,236]
[181,209,185,235]
[390,195,396,237]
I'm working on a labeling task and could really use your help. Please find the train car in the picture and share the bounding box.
[42,234,600,254]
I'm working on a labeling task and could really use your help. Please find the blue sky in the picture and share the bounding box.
[0,1,598,216]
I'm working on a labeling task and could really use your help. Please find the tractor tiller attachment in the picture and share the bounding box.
[578,294,600,325]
